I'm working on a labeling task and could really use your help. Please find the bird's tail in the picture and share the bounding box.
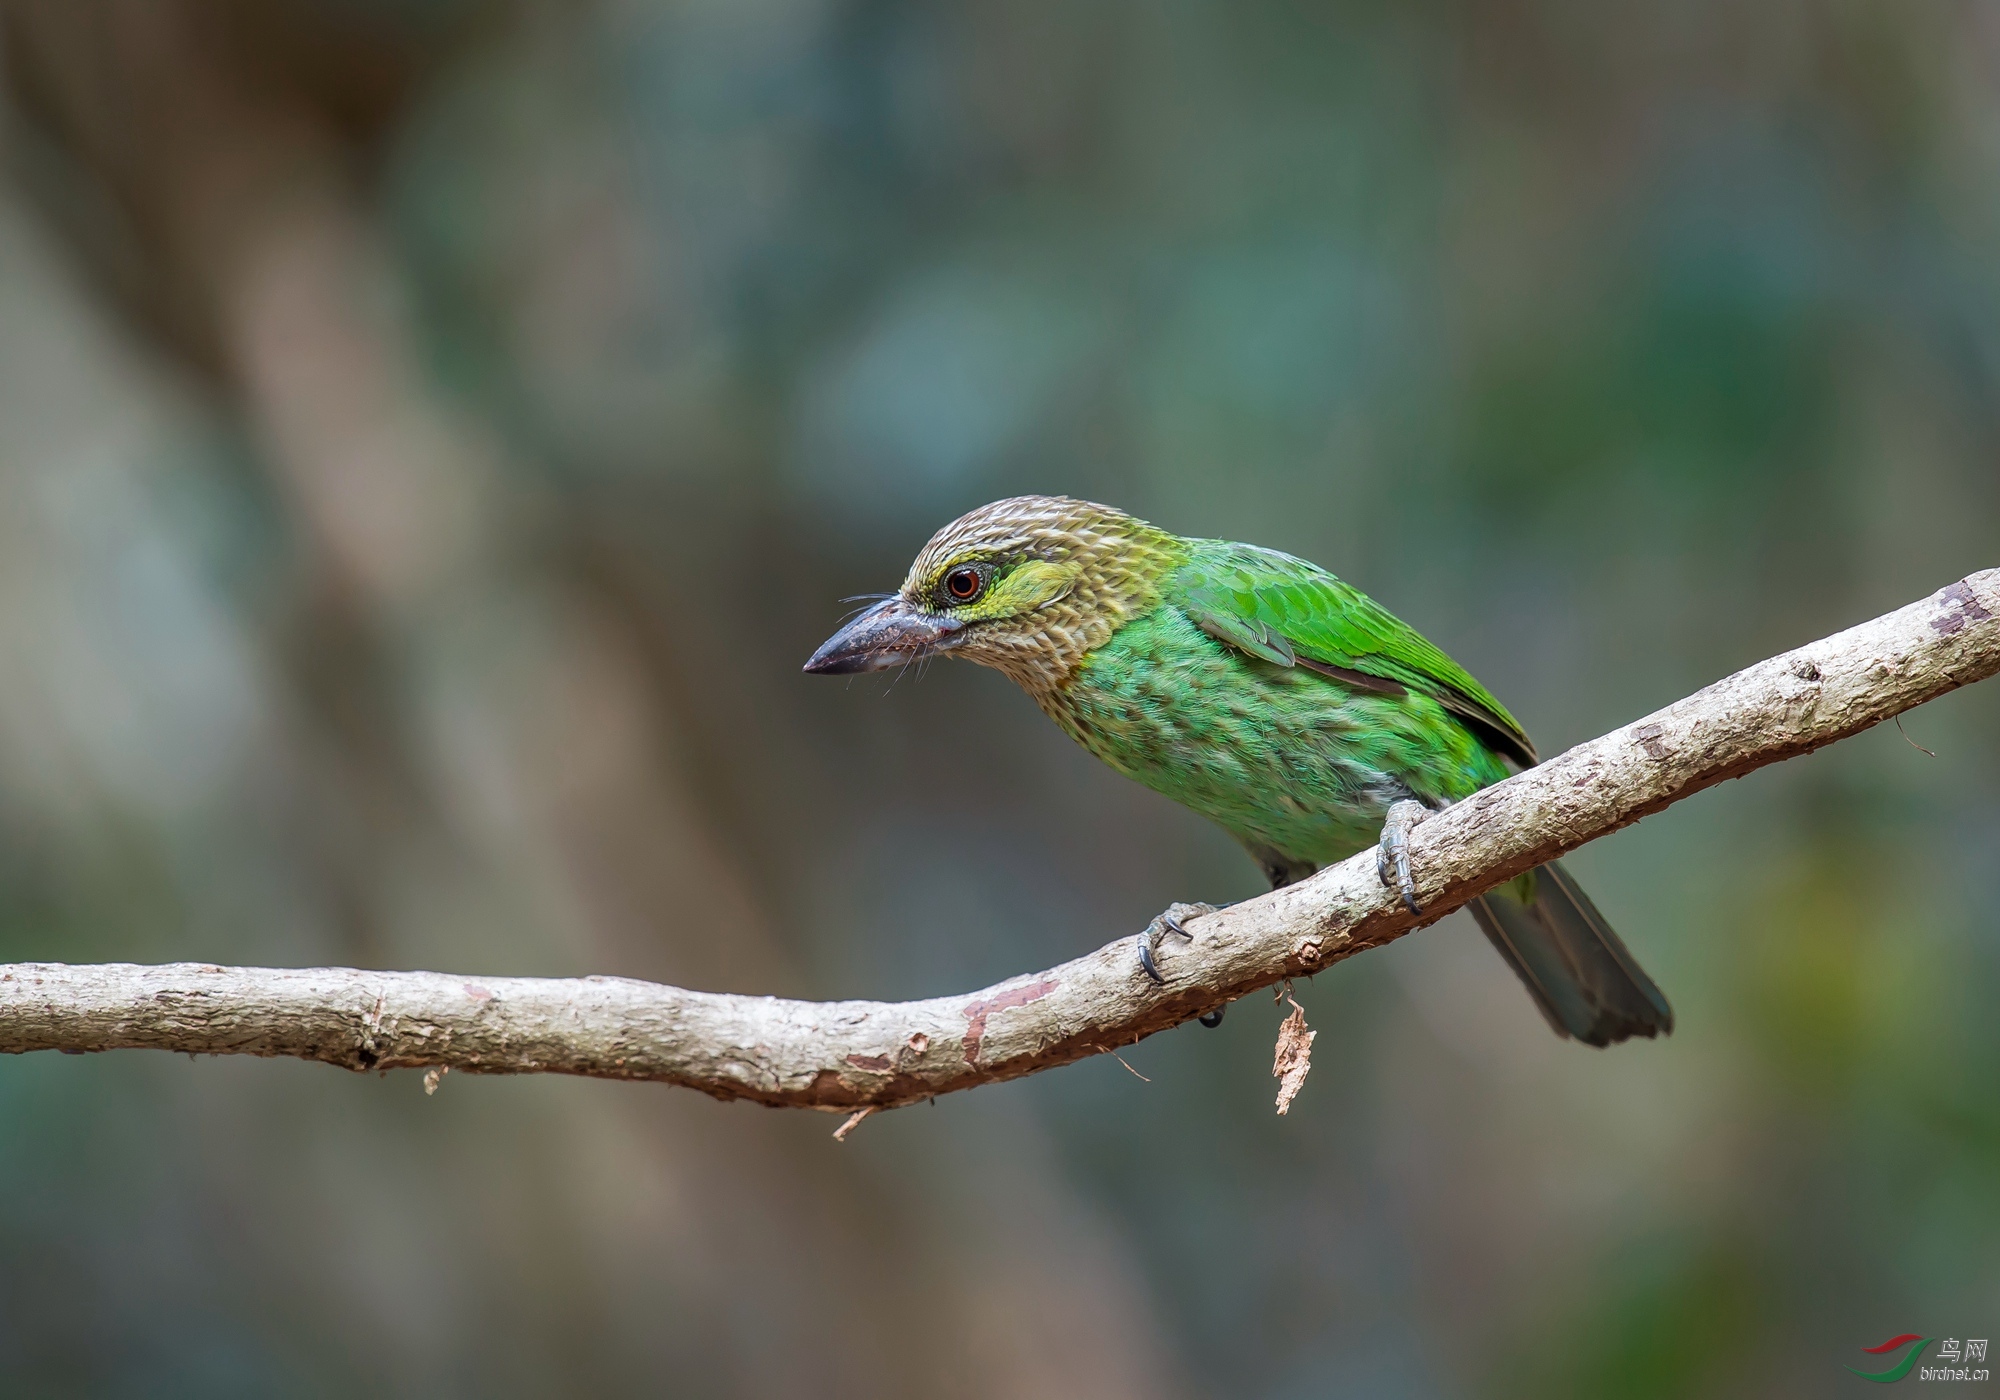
[1467,861,1673,1047]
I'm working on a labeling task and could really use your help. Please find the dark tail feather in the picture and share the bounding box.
[1467,860,1673,1048]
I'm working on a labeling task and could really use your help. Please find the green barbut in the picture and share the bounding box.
[807,495,1671,1047]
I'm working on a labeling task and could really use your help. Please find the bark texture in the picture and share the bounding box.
[2,570,1995,1111]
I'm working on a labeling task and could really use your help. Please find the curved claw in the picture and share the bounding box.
[1136,902,1216,986]
[1138,935,1166,985]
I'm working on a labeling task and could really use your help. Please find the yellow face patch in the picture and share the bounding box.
[908,554,1081,620]
[956,559,1079,621]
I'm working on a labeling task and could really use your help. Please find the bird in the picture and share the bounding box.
[804,495,1671,1047]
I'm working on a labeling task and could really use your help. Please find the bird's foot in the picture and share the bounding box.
[1375,799,1430,915]
[1137,902,1214,983]
[1136,902,1227,1027]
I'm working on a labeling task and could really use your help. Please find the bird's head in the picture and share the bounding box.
[804,495,1183,696]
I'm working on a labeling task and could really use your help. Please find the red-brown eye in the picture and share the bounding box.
[944,566,984,602]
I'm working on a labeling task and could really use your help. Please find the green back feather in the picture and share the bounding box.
[1168,539,1536,766]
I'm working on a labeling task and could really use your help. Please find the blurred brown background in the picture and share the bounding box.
[0,1,1994,1396]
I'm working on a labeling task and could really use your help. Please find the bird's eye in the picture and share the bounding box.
[944,566,985,603]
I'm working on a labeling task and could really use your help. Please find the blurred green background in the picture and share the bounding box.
[0,1,1994,1396]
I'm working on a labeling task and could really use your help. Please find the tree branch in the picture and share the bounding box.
[2,572,1995,1111]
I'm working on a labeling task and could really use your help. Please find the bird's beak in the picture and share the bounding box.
[803,597,965,675]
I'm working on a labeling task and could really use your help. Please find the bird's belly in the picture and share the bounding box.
[1050,645,1504,869]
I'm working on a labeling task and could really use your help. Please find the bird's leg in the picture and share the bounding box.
[1376,798,1431,915]
[1136,902,1228,1026]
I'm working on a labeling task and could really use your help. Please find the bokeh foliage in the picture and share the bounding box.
[0,0,1994,1395]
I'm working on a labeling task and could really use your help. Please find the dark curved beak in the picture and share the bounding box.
[803,597,965,675]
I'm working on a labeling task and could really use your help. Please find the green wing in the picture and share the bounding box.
[1173,540,1537,766]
